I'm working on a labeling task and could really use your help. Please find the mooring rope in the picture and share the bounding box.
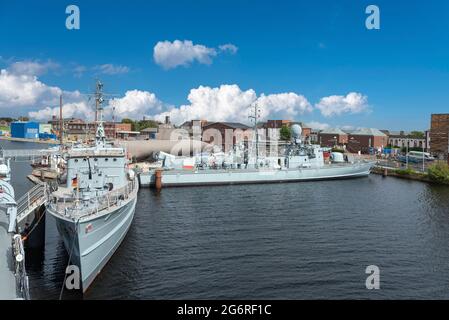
[58,219,80,300]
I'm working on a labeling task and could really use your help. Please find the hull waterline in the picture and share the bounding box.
[49,190,138,293]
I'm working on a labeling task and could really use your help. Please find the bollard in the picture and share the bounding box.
[155,170,162,190]
[383,167,388,177]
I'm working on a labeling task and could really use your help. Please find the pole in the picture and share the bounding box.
[406,141,409,169]
[248,102,260,168]
[59,95,63,145]
[422,143,425,172]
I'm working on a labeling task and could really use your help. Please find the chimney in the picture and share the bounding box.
[165,116,170,125]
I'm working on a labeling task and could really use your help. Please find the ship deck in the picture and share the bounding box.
[0,211,17,299]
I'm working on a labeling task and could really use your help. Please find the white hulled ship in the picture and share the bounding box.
[47,81,139,292]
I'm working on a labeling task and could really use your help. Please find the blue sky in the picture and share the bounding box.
[1,0,448,130]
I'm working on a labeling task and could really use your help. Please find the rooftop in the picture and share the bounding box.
[203,122,251,130]
[350,128,387,137]
[319,128,347,135]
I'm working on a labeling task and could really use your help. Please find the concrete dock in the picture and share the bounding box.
[0,212,17,299]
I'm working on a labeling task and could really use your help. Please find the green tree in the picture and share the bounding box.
[138,120,159,130]
[121,118,134,124]
[121,118,137,131]
[409,131,425,139]
[280,125,292,141]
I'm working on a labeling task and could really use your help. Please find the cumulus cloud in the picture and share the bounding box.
[315,92,369,117]
[154,40,217,69]
[73,65,87,78]
[0,69,62,109]
[154,85,256,124]
[0,64,93,120]
[8,60,59,76]
[106,90,164,120]
[153,85,313,125]
[153,40,238,69]
[219,44,238,54]
[93,64,130,75]
[28,100,94,120]
[306,121,330,130]
[257,92,312,120]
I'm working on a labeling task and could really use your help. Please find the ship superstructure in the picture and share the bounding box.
[46,81,139,292]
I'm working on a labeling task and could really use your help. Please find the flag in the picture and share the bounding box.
[71,176,78,188]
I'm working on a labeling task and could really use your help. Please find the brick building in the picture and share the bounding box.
[318,128,348,147]
[48,116,131,141]
[430,114,449,160]
[202,122,252,151]
[262,120,311,142]
[347,128,388,154]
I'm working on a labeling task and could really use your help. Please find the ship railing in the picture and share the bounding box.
[48,179,136,219]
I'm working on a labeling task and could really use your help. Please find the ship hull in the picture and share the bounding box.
[139,162,375,187]
[49,188,138,293]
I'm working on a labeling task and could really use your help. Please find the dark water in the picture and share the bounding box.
[3,140,449,299]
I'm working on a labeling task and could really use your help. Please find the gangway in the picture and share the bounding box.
[0,149,60,162]
[15,182,50,232]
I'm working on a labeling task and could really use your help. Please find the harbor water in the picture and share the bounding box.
[3,141,449,299]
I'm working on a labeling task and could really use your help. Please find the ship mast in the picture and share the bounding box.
[249,102,261,168]
[94,80,106,146]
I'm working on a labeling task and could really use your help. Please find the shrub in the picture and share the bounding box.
[395,168,415,176]
[428,162,449,184]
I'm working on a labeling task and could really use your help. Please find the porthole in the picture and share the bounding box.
[94,158,98,162]
[75,159,78,162]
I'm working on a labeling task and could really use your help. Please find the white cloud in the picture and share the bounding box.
[257,92,312,120]
[306,121,330,130]
[153,40,239,69]
[315,92,369,117]
[106,90,164,120]
[73,65,87,78]
[154,84,256,124]
[8,60,59,76]
[93,64,130,75]
[0,69,62,109]
[28,101,94,121]
[153,85,313,125]
[219,44,238,54]
[0,65,93,120]
[154,40,217,69]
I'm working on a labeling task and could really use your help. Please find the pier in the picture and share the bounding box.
[0,212,17,299]
[0,179,31,299]
[0,136,59,145]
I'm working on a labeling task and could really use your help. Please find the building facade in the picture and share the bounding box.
[10,121,39,139]
[47,117,131,141]
[318,128,348,147]
[430,114,449,160]
[385,131,428,151]
[347,128,388,154]
[202,122,252,151]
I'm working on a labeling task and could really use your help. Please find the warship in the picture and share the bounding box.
[139,120,375,187]
[46,81,139,292]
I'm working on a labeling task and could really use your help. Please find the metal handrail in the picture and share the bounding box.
[48,179,137,219]
[16,183,49,222]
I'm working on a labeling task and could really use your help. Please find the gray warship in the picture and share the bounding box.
[46,81,139,292]
[139,122,375,187]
